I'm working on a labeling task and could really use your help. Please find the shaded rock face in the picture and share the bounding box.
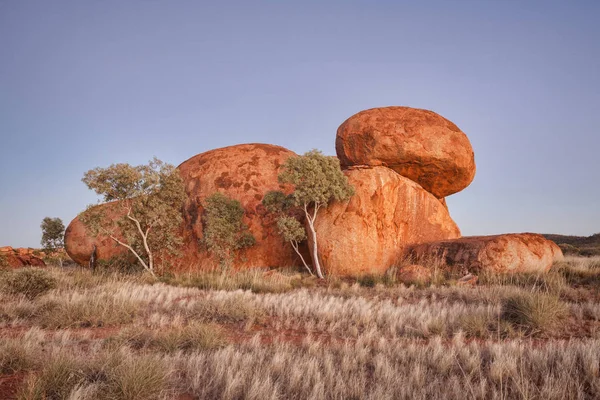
[397,264,432,285]
[408,233,564,274]
[64,202,128,266]
[177,143,303,270]
[336,106,476,198]
[309,166,461,277]
[0,247,46,268]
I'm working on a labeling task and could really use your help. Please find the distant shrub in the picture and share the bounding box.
[2,268,56,299]
[0,254,9,270]
[202,193,256,269]
[501,292,568,334]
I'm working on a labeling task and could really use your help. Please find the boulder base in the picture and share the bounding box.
[397,264,432,285]
[336,106,476,198]
[408,233,564,274]
[310,166,461,277]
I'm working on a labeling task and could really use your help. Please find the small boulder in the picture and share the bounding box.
[310,166,461,277]
[408,233,564,274]
[64,202,128,266]
[397,264,432,285]
[336,106,476,198]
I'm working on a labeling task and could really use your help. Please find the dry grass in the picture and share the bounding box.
[0,258,598,399]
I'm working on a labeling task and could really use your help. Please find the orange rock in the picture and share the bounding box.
[177,143,304,271]
[64,202,128,266]
[309,166,461,277]
[397,264,432,285]
[0,247,46,268]
[336,106,476,198]
[409,233,564,274]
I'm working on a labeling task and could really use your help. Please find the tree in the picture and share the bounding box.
[40,217,65,267]
[262,191,312,275]
[80,157,186,277]
[267,150,354,279]
[202,192,256,270]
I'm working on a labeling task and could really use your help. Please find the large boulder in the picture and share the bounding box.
[336,106,476,198]
[177,143,304,270]
[0,246,46,268]
[408,233,564,274]
[309,166,461,277]
[64,202,128,266]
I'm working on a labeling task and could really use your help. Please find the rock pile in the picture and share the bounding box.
[0,246,46,268]
[64,106,563,277]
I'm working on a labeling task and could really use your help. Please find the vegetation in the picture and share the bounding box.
[80,157,186,277]
[544,232,600,256]
[40,217,65,267]
[267,150,354,278]
[1,268,56,299]
[202,192,256,269]
[0,253,8,269]
[262,191,311,274]
[0,257,598,399]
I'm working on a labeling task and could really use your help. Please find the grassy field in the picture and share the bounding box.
[1,256,599,399]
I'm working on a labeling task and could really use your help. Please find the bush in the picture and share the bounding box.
[0,254,9,269]
[1,268,56,299]
[501,292,568,334]
[202,193,256,269]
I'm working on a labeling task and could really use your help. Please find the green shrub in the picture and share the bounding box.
[202,192,256,269]
[2,268,56,299]
[501,292,568,334]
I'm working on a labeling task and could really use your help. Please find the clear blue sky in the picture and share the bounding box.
[1,1,599,248]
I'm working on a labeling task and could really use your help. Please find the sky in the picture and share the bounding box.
[1,0,599,248]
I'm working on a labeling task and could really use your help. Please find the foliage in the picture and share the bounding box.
[80,157,186,276]
[0,253,9,269]
[276,150,354,278]
[1,268,57,299]
[202,192,256,269]
[40,217,65,267]
[501,292,568,334]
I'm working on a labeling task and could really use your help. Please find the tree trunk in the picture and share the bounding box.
[291,241,313,276]
[305,212,324,279]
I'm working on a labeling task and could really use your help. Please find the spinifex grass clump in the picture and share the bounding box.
[1,268,56,299]
[501,292,568,334]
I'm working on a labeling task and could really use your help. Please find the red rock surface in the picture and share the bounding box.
[64,202,128,266]
[177,143,305,271]
[336,106,476,198]
[309,166,461,277]
[408,233,564,274]
[397,264,432,285]
[0,246,46,268]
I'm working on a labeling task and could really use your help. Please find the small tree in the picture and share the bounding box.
[80,157,186,277]
[202,192,256,270]
[269,150,354,279]
[262,191,312,275]
[40,217,65,267]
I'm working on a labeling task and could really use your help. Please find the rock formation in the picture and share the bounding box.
[408,233,564,274]
[336,106,476,198]
[0,246,46,268]
[178,143,303,270]
[64,106,563,277]
[309,166,460,276]
[64,202,128,266]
